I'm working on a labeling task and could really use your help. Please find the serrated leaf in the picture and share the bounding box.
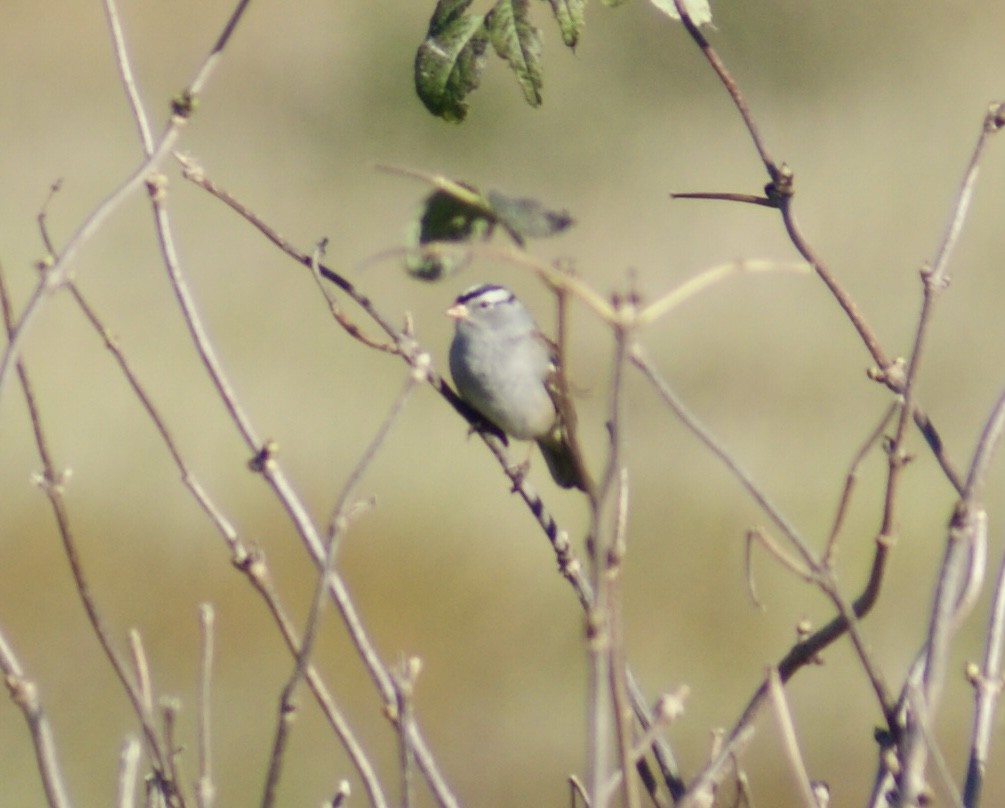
[415,0,490,122]
[547,0,586,49]
[485,0,543,108]
[405,188,496,280]
[426,0,475,32]
[486,190,574,241]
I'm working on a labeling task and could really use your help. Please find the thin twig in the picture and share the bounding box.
[161,698,188,807]
[308,238,399,352]
[587,314,634,808]
[0,0,255,399]
[775,180,890,372]
[874,111,1005,710]
[963,544,1005,807]
[900,452,996,802]
[238,548,389,808]
[183,158,685,805]
[0,627,72,808]
[127,630,155,724]
[766,667,820,808]
[901,687,965,808]
[68,283,245,558]
[116,736,141,808]
[823,403,898,567]
[896,214,1005,799]
[670,0,777,176]
[101,0,154,153]
[927,103,1005,290]
[1,259,176,798]
[262,374,417,808]
[630,345,816,571]
[636,259,810,327]
[634,344,901,799]
[607,467,641,808]
[601,688,688,807]
[196,604,216,808]
[553,276,595,495]
[147,173,262,449]
[745,527,816,609]
[149,157,450,805]
[392,658,422,808]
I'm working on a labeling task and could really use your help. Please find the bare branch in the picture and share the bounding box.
[0,0,255,399]
[823,403,898,567]
[100,0,154,153]
[766,667,821,808]
[238,548,390,808]
[116,736,141,808]
[196,605,216,808]
[0,259,176,796]
[964,545,1005,807]
[630,344,816,571]
[0,627,72,808]
[262,373,418,807]
[670,0,778,176]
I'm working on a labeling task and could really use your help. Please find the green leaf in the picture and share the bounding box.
[392,167,576,279]
[650,0,714,25]
[485,0,543,108]
[414,0,489,122]
[546,0,586,49]
[426,0,474,29]
[405,187,496,280]
[486,190,574,241]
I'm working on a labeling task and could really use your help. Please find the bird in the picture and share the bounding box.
[447,283,585,490]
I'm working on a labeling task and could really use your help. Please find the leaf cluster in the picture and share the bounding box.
[414,0,586,121]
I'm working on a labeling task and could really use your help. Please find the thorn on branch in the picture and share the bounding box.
[670,190,777,208]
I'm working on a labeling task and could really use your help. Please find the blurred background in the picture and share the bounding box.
[2,0,1005,804]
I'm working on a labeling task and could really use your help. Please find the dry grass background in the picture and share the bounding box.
[2,0,1005,805]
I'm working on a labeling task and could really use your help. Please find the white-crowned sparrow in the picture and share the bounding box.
[447,283,585,490]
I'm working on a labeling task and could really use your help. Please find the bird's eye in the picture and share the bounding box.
[478,300,490,309]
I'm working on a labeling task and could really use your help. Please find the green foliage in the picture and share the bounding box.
[405,185,494,280]
[414,0,490,122]
[414,0,715,120]
[547,0,587,48]
[404,178,574,280]
[486,0,543,108]
[415,0,564,121]
[485,189,574,240]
